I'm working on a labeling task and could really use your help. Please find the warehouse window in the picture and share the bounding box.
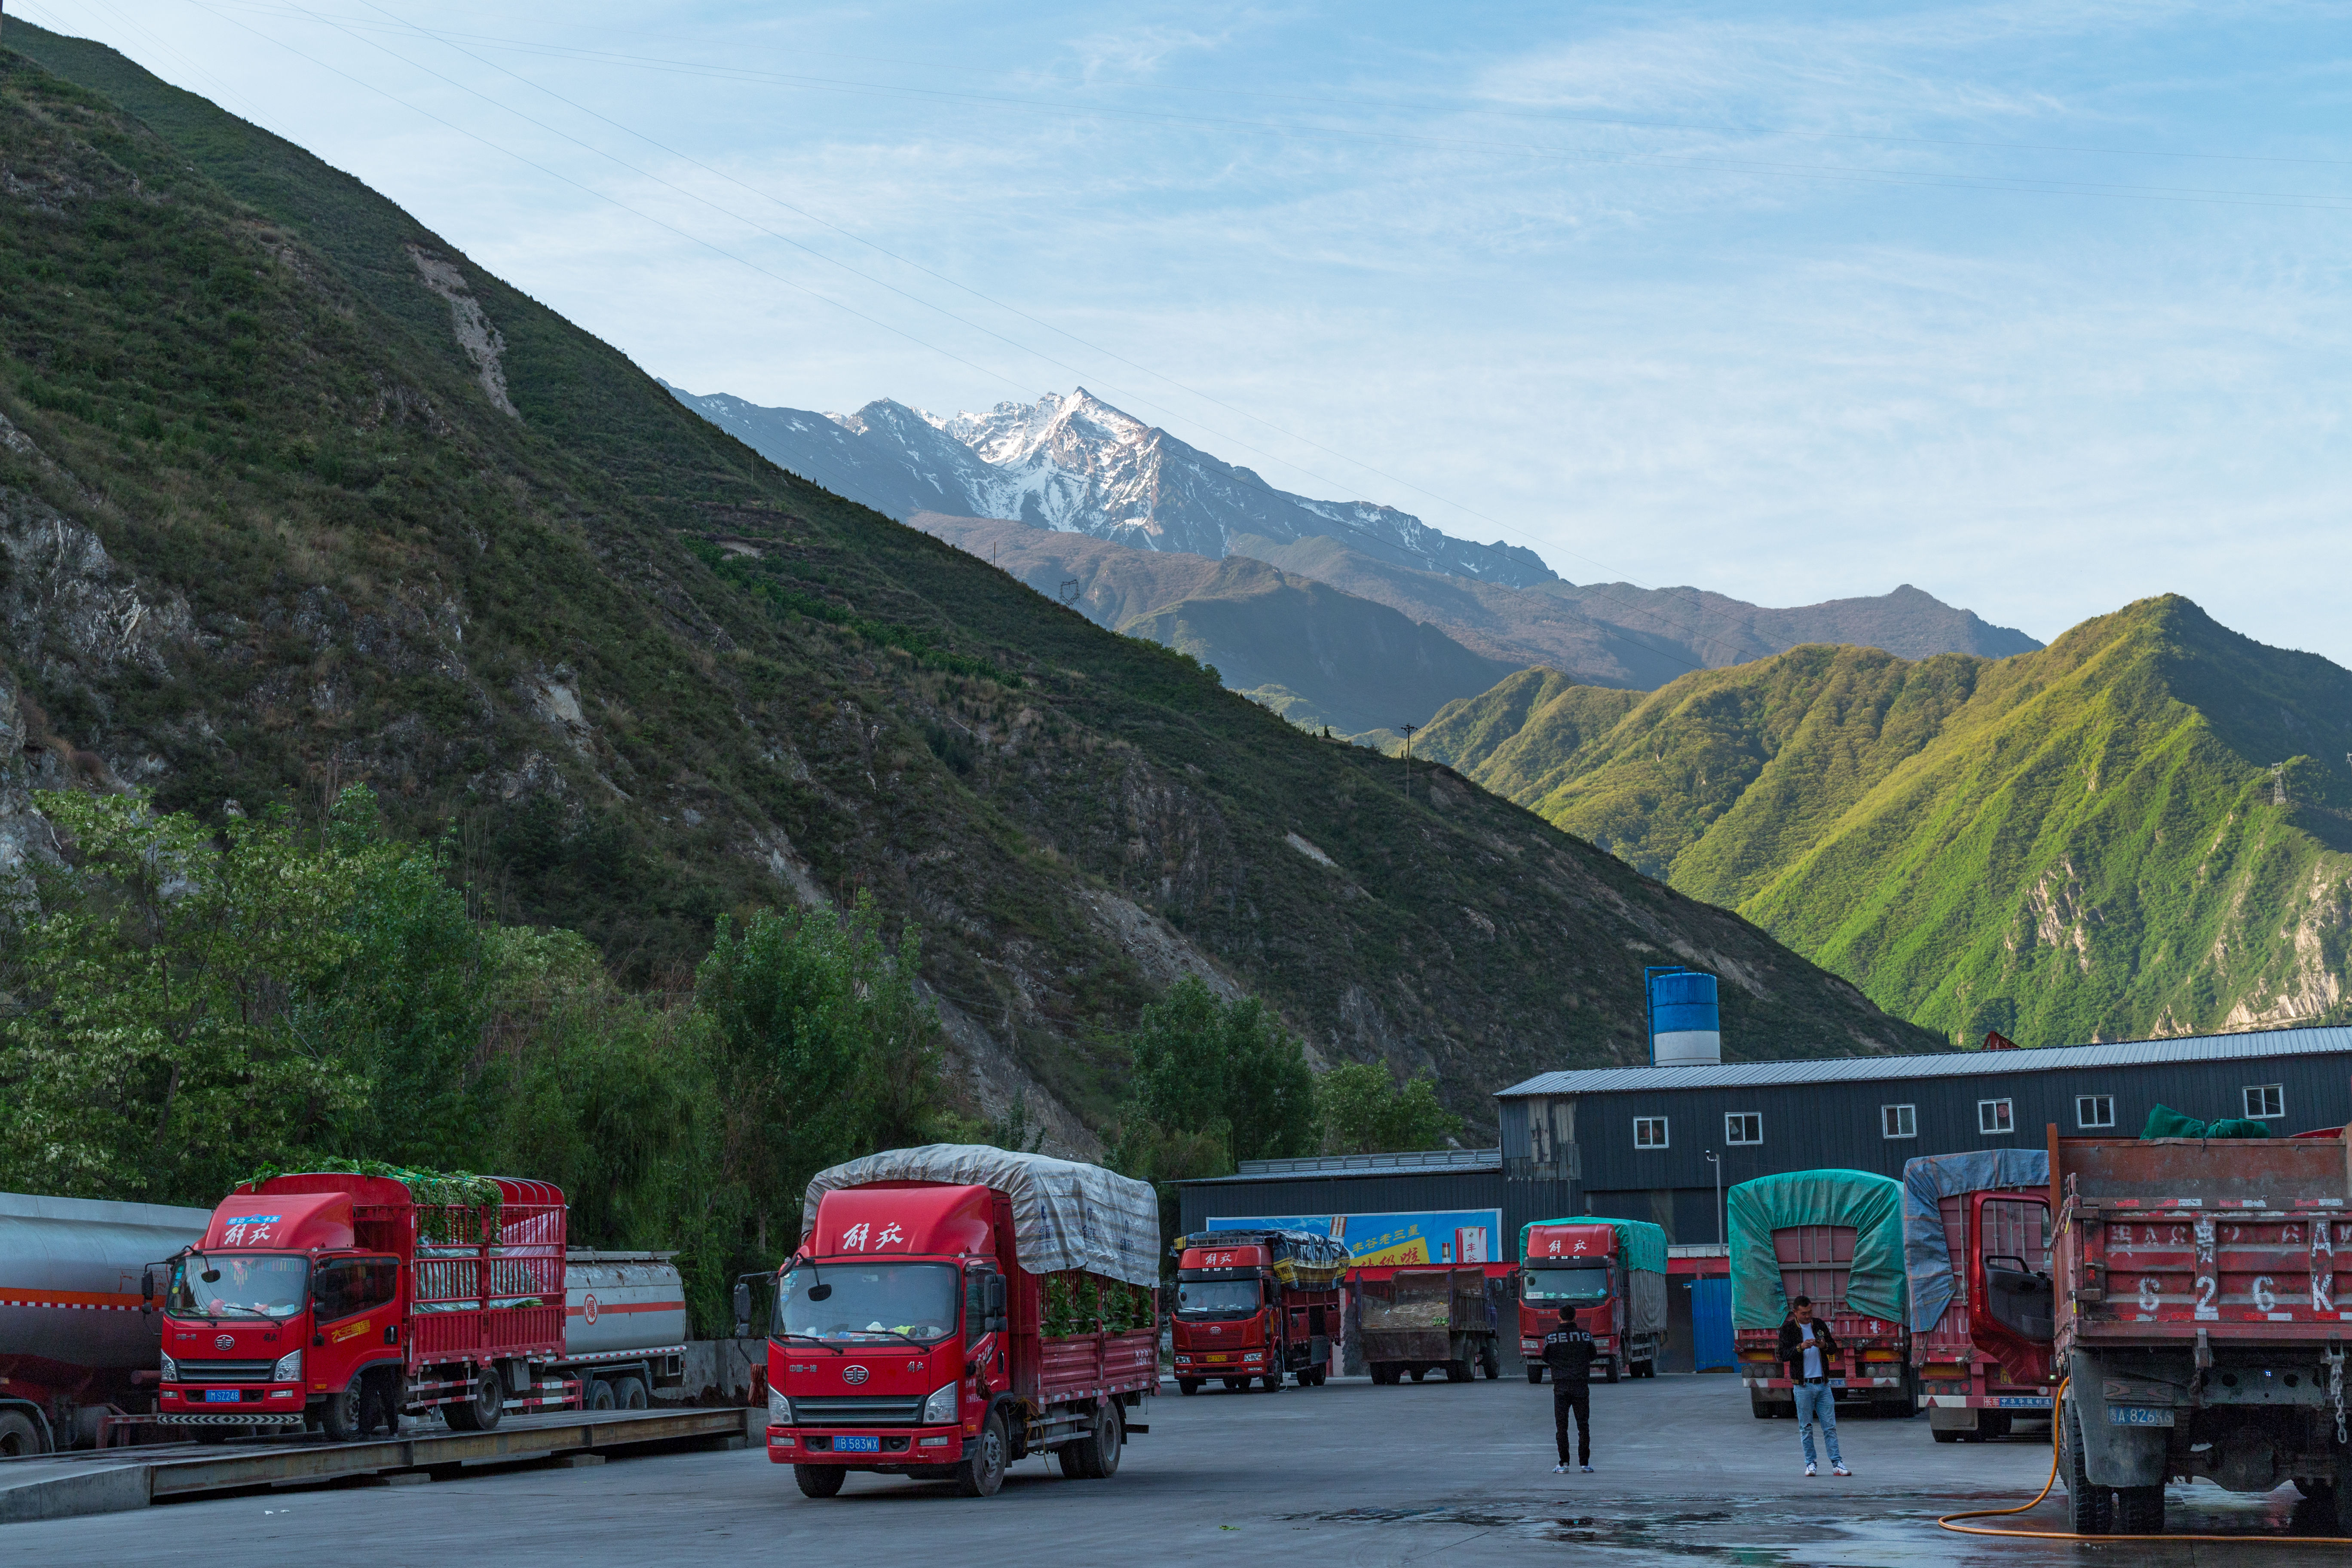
[2076,1095,2115,1129]
[1881,1105,1916,1139]
[1979,1099,2015,1136]
[1725,1112,1762,1145]
[2244,1084,2285,1121]
[1633,1117,1669,1149]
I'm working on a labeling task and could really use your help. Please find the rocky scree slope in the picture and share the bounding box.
[1418,599,2352,1047]
[0,30,1938,1145]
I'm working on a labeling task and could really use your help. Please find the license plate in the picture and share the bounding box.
[2108,1406,2174,1427]
[204,1389,242,1403]
[832,1434,880,1453]
[1998,1396,2052,1409]
[1828,1379,1847,1389]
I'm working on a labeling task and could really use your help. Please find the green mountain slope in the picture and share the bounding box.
[912,513,1518,735]
[0,29,1940,1144]
[1420,600,2352,1045]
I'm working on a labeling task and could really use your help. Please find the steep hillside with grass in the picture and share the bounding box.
[1421,601,2352,1045]
[0,29,1940,1146]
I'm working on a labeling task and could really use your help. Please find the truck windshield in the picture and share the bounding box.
[169,1253,309,1320]
[1174,1279,1260,1316]
[1523,1264,1611,1305]
[776,1263,958,1343]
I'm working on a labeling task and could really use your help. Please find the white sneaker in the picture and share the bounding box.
[1580,1464,1594,1473]
[1832,1464,1850,1476]
[1553,1462,1571,1473]
[1804,1463,1817,1477]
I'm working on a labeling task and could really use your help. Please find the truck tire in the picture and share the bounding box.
[191,1426,236,1445]
[1749,1391,1781,1420]
[1603,1361,1620,1385]
[1528,1365,1545,1385]
[321,1378,365,1442]
[2064,1400,2112,1536]
[445,1364,504,1432]
[1221,1377,1248,1392]
[2115,1485,2165,1535]
[956,1410,1008,1498]
[1932,1426,1961,1443]
[1369,1364,1394,1385]
[1409,1367,1427,1382]
[1058,1400,1122,1479]
[613,1376,649,1410]
[1262,1368,1283,1391]
[1177,1379,1200,1396]
[588,1379,616,1411]
[1444,1360,1470,1383]
[0,1411,43,1457]
[1480,1342,1500,1379]
[795,1463,846,1498]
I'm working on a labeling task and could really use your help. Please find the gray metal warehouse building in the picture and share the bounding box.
[1497,1024,2352,1245]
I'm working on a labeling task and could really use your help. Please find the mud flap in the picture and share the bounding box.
[2069,1351,2171,1489]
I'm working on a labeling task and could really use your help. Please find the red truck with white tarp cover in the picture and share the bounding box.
[1169,1230,1344,1393]
[1901,1150,2056,1442]
[769,1145,1160,1498]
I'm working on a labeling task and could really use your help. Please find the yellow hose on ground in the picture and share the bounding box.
[1936,1378,2352,1543]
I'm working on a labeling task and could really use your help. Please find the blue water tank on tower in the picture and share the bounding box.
[1648,968,1721,1066]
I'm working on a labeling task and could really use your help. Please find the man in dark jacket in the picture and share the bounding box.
[1542,1306,1598,1473]
[1777,1295,1849,1476]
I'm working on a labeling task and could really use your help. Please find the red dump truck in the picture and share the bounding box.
[2052,1127,2351,1535]
[767,1146,1160,1499]
[0,1190,211,1453]
[152,1173,573,1441]
[1170,1229,1346,1393]
[1901,1151,2056,1442]
[1359,1264,1500,1383]
[1517,1216,1669,1384]
[1730,1170,1913,1418]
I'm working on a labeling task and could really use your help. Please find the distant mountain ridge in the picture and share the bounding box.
[665,383,1556,586]
[1418,597,2352,1046]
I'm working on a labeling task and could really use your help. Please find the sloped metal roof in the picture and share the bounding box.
[1494,1026,2352,1099]
[1234,1148,1501,1176]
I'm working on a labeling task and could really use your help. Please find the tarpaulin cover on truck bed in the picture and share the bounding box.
[1516,1215,1669,1273]
[1728,1170,1905,1329]
[1173,1230,1349,1288]
[2141,1104,2272,1140]
[1901,1150,2048,1332]
[802,1145,1161,1288]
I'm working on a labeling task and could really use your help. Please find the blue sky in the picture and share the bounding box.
[15,1,2352,659]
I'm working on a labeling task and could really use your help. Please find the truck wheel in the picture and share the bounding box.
[320,1378,365,1442]
[2115,1485,2165,1535]
[191,1425,235,1446]
[1409,1367,1427,1383]
[445,1364,504,1432]
[1749,1391,1777,1420]
[1932,1426,1961,1443]
[1603,1362,1620,1385]
[1444,1360,1469,1383]
[1221,1378,1248,1392]
[956,1410,1008,1498]
[794,1464,846,1498]
[1058,1400,1122,1479]
[588,1379,616,1411]
[1262,1369,1283,1391]
[1177,1379,1200,1396]
[613,1376,649,1410]
[0,1411,43,1456]
[2063,1400,2112,1536]
[1528,1366,1545,1385]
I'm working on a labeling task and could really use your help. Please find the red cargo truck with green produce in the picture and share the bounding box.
[1170,1229,1345,1393]
[1730,1170,1913,1418]
[153,1173,570,1442]
[1901,1150,2056,1441]
[1517,1217,1669,1384]
[2051,1124,2351,1535]
[766,1146,1160,1499]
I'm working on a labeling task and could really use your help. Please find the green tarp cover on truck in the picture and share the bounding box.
[1517,1216,1669,1274]
[2141,1104,2272,1140]
[1727,1170,1906,1329]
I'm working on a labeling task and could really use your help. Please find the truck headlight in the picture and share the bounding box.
[160,1351,178,1382]
[922,1379,960,1424]
[273,1349,303,1383]
[767,1386,791,1424]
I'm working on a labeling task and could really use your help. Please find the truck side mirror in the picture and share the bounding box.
[142,1268,156,1305]
[732,1281,753,1338]
[984,1275,1007,1332]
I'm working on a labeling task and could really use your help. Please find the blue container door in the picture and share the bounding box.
[1689,1277,1734,1372]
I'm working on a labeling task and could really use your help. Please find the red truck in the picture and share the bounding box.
[1730,1170,1913,1418]
[1517,1217,1669,1384]
[152,1173,569,1442]
[768,1147,1160,1499]
[1170,1229,1345,1393]
[2052,1126,2351,1535]
[1358,1264,1501,1383]
[1901,1151,2056,1442]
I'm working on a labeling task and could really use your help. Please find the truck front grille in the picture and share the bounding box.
[175,1360,277,1383]
[789,1395,926,1426]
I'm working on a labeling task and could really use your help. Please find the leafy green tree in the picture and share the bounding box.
[1317,1062,1462,1155]
[1116,975,1317,1173]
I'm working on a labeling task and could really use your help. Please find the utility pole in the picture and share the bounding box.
[1399,722,1418,802]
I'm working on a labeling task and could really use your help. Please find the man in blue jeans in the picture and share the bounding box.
[1776,1295,1849,1477]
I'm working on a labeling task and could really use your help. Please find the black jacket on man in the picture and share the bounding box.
[1777,1316,1841,1383]
[1543,1322,1599,1387]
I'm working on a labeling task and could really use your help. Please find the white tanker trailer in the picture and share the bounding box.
[0,1190,212,1454]
[551,1250,691,1408]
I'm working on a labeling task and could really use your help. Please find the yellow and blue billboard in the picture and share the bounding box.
[1205,1209,1504,1267]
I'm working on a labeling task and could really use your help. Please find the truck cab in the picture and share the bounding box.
[1168,1232,1338,1394]
[1520,1224,1621,1381]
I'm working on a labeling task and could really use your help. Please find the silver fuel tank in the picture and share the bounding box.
[0,1190,212,1376]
